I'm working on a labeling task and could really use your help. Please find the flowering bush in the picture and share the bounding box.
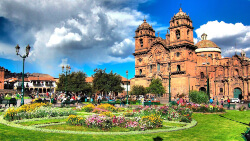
[4,105,76,121]
[85,114,112,129]
[82,104,95,112]
[100,111,114,117]
[66,115,85,126]
[97,104,117,112]
[141,114,162,128]
[111,116,126,127]
[185,103,225,113]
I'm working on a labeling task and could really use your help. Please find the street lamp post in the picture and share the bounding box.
[62,65,71,96]
[203,55,210,99]
[169,63,171,103]
[15,44,31,106]
[126,70,129,105]
[36,76,39,98]
[50,80,52,99]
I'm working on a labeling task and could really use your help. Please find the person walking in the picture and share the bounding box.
[227,97,230,109]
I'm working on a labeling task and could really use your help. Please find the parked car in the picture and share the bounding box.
[224,98,240,103]
[230,98,240,103]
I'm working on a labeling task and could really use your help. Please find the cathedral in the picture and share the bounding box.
[130,8,250,101]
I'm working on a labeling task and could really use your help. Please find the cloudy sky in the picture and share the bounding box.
[0,0,249,79]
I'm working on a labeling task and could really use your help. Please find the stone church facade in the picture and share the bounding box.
[130,8,250,101]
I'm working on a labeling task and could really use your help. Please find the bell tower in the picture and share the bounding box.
[134,18,155,53]
[169,7,194,46]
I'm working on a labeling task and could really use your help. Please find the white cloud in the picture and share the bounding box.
[46,27,81,47]
[108,38,134,58]
[195,20,250,57]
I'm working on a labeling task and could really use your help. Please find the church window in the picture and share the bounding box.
[187,29,189,35]
[157,63,160,71]
[177,65,181,71]
[176,52,180,57]
[235,69,239,75]
[139,69,142,75]
[220,88,223,93]
[150,65,152,73]
[176,30,180,40]
[176,21,179,26]
[201,72,205,79]
[140,39,143,47]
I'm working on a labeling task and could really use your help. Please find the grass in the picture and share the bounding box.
[221,110,250,124]
[42,124,131,132]
[0,111,249,140]
[18,118,67,126]
[162,121,185,127]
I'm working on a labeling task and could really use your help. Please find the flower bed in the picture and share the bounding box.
[125,105,193,123]
[3,103,76,121]
[82,103,118,113]
[179,103,226,113]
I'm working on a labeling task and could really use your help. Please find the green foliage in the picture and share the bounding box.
[56,71,92,94]
[189,90,208,104]
[92,69,124,95]
[130,85,147,96]
[146,78,165,96]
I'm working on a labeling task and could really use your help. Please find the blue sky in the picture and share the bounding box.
[0,0,249,79]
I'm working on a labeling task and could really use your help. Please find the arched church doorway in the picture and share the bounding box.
[233,88,242,100]
[199,87,206,92]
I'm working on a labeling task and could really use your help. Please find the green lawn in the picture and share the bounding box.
[0,111,249,141]
[4,96,30,100]
[221,110,250,124]
[18,118,67,126]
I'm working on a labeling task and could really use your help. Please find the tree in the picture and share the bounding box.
[130,85,147,96]
[147,78,166,97]
[189,90,209,104]
[56,71,90,94]
[92,68,124,95]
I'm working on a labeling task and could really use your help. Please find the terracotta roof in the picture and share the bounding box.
[86,77,93,83]
[120,76,130,82]
[196,40,220,49]
[28,76,55,81]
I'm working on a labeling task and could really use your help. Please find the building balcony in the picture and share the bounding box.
[135,74,146,78]
[171,71,186,75]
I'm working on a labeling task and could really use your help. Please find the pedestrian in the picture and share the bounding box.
[221,98,224,106]
[227,97,230,109]
[209,97,213,104]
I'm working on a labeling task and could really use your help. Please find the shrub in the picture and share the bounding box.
[189,90,209,104]
[239,106,246,111]
[66,115,85,126]
[85,114,112,129]
[82,104,95,112]
[100,111,114,117]
[141,114,162,128]
[4,106,76,121]
[97,104,117,112]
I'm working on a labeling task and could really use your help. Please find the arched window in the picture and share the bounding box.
[150,65,152,73]
[235,69,239,75]
[157,63,160,71]
[187,29,189,35]
[176,21,179,26]
[139,69,142,75]
[200,72,205,79]
[177,65,181,71]
[220,88,223,93]
[176,52,180,57]
[176,30,180,40]
[140,39,143,47]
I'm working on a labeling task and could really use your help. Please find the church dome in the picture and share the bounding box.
[195,33,221,53]
[172,8,191,20]
[135,19,155,32]
[196,40,220,49]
